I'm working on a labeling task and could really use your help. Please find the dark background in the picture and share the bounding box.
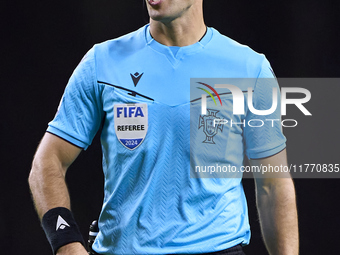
[2,0,340,254]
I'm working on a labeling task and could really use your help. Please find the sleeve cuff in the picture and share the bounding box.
[246,142,286,160]
[47,126,89,150]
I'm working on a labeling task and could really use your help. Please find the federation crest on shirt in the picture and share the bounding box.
[199,109,223,144]
[114,103,148,150]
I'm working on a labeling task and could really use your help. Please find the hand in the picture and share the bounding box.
[56,242,88,255]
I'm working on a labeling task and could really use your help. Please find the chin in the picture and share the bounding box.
[149,12,176,23]
[149,14,167,22]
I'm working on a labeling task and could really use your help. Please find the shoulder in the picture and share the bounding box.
[207,28,269,77]
[87,25,149,83]
[93,25,148,59]
[209,28,265,62]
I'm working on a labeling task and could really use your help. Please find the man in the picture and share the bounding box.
[29,0,298,254]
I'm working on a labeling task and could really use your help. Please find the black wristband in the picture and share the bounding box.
[41,207,85,254]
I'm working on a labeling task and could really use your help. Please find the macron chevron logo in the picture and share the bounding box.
[56,215,70,231]
[130,72,144,87]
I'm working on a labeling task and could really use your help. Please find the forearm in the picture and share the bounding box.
[29,157,71,219]
[29,134,87,254]
[256,178,299,255]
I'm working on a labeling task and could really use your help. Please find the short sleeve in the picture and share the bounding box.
[47,47,104,150]
[244,58,286,159]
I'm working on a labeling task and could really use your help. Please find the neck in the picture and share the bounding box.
[149,5,206,47]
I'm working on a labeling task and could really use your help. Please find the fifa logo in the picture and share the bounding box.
[116,106,145,118]
[114,104,148,150]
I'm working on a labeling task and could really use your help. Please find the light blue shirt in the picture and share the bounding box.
[48,24,286,254]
